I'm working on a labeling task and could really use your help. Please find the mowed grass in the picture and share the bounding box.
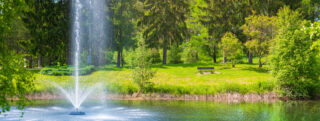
[33,61,276,95]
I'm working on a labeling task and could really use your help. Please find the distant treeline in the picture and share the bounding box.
[1,0,319,68]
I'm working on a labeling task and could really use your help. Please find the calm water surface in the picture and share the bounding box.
[1,100,320,121]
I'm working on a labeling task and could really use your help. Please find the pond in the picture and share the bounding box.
[1,100,320,121]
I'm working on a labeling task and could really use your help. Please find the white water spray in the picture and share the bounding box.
[50,0,108,112]
[74,0,81,110]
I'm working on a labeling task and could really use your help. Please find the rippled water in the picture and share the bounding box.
[1,100,320,121]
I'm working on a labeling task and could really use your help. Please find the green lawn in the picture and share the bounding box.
[33,62,276,95]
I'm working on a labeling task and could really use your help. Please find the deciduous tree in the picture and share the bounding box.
[220,32,242,68]
[0,0,34,114]
[270,7,319,98]
[241,15,276,67]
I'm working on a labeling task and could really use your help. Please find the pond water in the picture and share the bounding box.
[1,100,320,121]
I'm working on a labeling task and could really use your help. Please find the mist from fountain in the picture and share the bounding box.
[50,0,108,114]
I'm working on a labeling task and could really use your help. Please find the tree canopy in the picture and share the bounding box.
[220,32,242,68]
[270,7,319,98]
[138,0,190,64]
[241,15,276,67]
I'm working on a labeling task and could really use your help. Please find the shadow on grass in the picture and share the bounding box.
[151,63,219,69]
[99,63,224,71]
[241,67,269,73]
[99,66,131,71]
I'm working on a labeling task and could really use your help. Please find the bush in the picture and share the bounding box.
[147,48,162,64]
[105,51,114,64]
[270,7,319,98]
[131,39,156,93]
[169,44,183,64]
[40,65,95,76]
[181,41,199,64]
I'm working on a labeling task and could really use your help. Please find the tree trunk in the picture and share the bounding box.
[38,55,42,68]
[213,46,217,63]
[48,56,51,66]
[29,56,33,68]
[232,59,235,68]
[163,45,167,65]
[223,51,227,64]
[258,55,262,68]
[213,53,217,63]
[117,51,121,67]
[248,52,253,64]
[195,52,199,61]
[121,50,124,67]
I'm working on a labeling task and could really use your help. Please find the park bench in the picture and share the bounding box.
[197,67,214,74]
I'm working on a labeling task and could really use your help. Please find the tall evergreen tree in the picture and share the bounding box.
[22,0,70,67]
[138,0,190,64]
[199,0,245,63]
[110,0,139,67]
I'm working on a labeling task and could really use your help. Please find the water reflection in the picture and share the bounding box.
[0,100,320,121]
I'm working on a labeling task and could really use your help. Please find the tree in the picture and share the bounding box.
[270,7,319,98]
[0,0,34,114]
[199,0,248,64]
[138,0,190,64]
[281,0,320,21]
[241,15,276,68]
[0,52,34,114]
[131,37,156,93]
[304,21,320,56]
[182,0,209,64]
[110,0,139,67]
[220,32,242,68]
[22,0,70,67]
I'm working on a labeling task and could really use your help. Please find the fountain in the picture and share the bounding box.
[51,0,108,115]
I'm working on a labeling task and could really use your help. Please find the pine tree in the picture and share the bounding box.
[138,0,190,64]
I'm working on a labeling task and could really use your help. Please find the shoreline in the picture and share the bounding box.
[27,92,279,103]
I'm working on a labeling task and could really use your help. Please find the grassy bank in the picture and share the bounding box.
[33,62,277,95]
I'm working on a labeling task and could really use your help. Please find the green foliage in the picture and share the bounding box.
[138,0,190,64]
[111,0,138,66]
[0,52,34,113]
[169,44,183,64]
[183,0,208,63]
[241,14,276,67]
[220,32,243,67]
[105,51,115,64]
[0,0,35,114]
[147,48,162,64]
[22,0,69,65]
[40,65,95,76]
[131,39,156,93]
[270,7,319,98]
[181,41,199,64]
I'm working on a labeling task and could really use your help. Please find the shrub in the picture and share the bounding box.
[169,44,183,64]
[147,48,162,64]
[131,39,156,93]
[270,7,319,98]
[40,65,95,76]
[105,51,114,64]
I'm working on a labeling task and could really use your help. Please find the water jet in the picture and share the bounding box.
[49,0,107,115]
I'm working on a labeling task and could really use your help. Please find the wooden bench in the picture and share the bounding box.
[197,67,214,74]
